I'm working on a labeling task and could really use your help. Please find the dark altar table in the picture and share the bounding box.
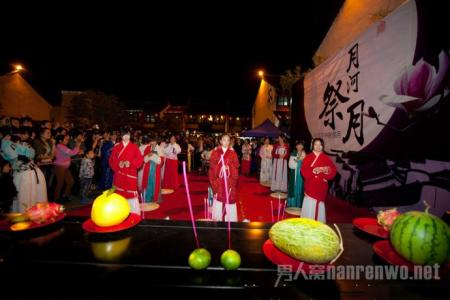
[0,217,448,299]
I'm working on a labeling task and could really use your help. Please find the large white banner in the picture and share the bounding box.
[304,0,418,152]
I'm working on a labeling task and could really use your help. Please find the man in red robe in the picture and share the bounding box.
[208,134,240,221]
[109,130,143,214]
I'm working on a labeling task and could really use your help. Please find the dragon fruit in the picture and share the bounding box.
[26,202,64,224]
[377,208,400,231]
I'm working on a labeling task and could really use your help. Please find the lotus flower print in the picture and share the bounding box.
[380,50,449,113]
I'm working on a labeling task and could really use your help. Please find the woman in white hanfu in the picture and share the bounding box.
[259,137,273,184]
[270,135,289,193]
[2,134,47,213]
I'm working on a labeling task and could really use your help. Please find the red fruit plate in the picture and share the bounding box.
[0,213,66,232]
[262,239,333,274]
[373,240,415,271]
[353,217,389,239]
[373,240,450,275]
[82,213,141,233]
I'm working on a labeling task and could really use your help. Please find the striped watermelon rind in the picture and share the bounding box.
[390,210,450,266]
[269,218,341,264]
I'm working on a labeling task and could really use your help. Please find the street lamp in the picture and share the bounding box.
[14,64,24,72]
[4,64,25,76]
[257,69,282,79]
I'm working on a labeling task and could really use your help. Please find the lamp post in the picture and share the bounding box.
[14,64,24,72]
[257,69,281,80]
[256,68,295,136]
[4,64,25,76]
[258,70,264,78]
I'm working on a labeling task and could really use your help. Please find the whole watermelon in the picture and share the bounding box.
[269,218,341,264]
[390,208,450,265]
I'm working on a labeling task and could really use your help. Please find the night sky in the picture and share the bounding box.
[1,1,344,113]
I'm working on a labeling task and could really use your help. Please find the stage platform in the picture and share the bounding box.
[0,217,447,299]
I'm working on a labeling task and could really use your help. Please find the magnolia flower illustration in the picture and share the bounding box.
[380,50,449,114]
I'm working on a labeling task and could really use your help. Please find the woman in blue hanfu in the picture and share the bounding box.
[1,132,47,212]
[287,140,306,209]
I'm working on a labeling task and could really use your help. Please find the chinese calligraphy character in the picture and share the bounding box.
[308,264,327,280]
[268,87,274,105]
[274,264,293,287]
[293,262,308,280]
[347,71,360,93]
[346,43,359,73]
[343,99,365,145]
[319,80,350,130]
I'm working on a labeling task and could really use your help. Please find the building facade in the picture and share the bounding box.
[126,103,251,134]
[252,78,291,134]
[0,73,52,120]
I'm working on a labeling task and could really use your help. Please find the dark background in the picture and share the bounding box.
[0,1,344,112]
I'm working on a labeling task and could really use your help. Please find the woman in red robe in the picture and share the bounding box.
[300,138,336,223]
[240,139,251,176]
[162,135,181,190]
[109,131,143,214]
[208,134,240,221]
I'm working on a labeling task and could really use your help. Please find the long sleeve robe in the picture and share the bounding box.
[208,146,240,204]
[109,141,144,199]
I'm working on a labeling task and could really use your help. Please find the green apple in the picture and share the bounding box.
[220,249,241,270]
[188,248,211,270]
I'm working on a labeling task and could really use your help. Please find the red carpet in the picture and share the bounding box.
[67,173,374,222]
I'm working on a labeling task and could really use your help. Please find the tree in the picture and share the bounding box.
[67,90,128,128]
[279,66,303,98]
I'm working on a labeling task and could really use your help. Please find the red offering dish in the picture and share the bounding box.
[262,239,333,274]
[0,213,65,232]
[353,217,389,239]
[373,240,450,275]
[373,240,415,271]
[82,213,141,233]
